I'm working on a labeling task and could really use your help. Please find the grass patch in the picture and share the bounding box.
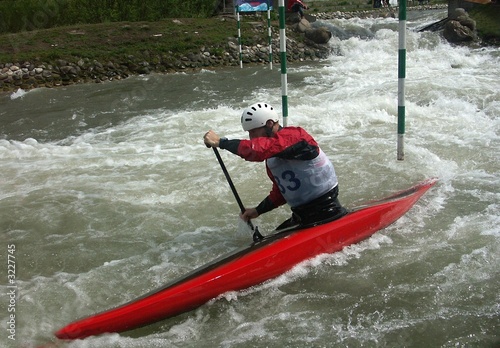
[470,4,500,41]
[0,17,270,64]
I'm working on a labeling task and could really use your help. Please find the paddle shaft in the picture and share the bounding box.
[212,147,255,231]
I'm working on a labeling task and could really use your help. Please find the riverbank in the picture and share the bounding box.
[0,4,495,94]
[0,15,331,94]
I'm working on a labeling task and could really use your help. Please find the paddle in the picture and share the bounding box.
[211,147,263,242]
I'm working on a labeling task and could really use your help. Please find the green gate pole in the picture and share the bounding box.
[267,0,273,70]
[278,0,288,126]
[397,0,406,160]
[237,6,243,69]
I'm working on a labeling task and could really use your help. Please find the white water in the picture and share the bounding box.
[1,9,499,347]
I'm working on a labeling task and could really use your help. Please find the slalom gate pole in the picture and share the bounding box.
[278,0,288,126]
[237,6,243,69]
[267,0,273,70]
[397,0,407,160]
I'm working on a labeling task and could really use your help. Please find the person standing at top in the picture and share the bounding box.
[287,0,309,20]
[203,102,347,230]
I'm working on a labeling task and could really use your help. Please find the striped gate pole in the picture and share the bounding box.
[397,0,407,160]
[267,0,273,70]
[237,6,243,69]
[278,0,288,126]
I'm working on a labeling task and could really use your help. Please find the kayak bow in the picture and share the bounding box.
[55,178,437,340]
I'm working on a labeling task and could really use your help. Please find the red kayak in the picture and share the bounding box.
[55,178,437,340]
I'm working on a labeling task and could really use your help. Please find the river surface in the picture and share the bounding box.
[1,9,499,348]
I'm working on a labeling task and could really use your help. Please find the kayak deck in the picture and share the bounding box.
[55,178,437,340]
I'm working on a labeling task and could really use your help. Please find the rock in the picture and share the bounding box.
[449,8,476,31]
[449,8,467,20]
[59,66,73,74]
[456,15,476,31]
[444,20,476,42]
[304,27,332,44]
[297,18,311,33]
[55,59,67,67]
[227,41,238,51]
[136,66,150,74]
[443,8,478,43]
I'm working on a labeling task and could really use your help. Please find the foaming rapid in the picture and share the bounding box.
[0,9,498,347]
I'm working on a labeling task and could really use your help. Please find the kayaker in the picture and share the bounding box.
[287,0,309,20]
[204,102,347,229]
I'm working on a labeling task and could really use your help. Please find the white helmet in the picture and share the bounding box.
[241,103,279,131]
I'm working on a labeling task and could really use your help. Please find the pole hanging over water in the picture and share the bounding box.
[397,0,407,160]
[278,0,288,126]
